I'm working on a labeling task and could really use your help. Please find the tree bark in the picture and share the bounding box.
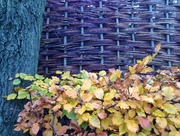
[0,0,46,135]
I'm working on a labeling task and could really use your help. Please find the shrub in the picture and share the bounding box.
[6,44,180,136]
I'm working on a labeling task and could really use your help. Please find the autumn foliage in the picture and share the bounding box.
[6,44,180,136]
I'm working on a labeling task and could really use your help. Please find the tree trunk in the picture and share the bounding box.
[0,0,46,135]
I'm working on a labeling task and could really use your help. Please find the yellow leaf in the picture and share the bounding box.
[81,79,92,91]
[94,88,104,100]
[125,119,139,133]
[163,103,177,114]
[89,115,100,128]
[61,71,70,79]
[112,112,123,125]
[82,113,91,121]
[141,96,154,103]
[103,100,115,108]
[63,104,73,113]
[152,109,166,117]
[119,123,127,135]
[85,103,94,111]
[99,70,106,76]
[53,104,61,112]
[129,66,136,74]
[162,86,174,100]
[101,118,110,130]
[128,110,136,118]
[156,117,167,129]
[142,56,152,65]
[55,70,62,74]
[77,105,86,115]
[43,129,53,136]
[168,131,180,136]
[110,69,121,82]
[169,116,180,124]
[136,60,142,64]
[117,100,130,109]
[7,93,17,100]
[174,103,180,111]
[140,67,153,74]
[104,89,116,101]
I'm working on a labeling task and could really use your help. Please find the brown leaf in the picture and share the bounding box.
[97,110,107,120]
[171,66,179,73]
[88,133,96,136]
[70,121,81,133]
[91,100,102,109]
[136,116,150,128]
[56,126,69,135]
[31,123,40,135]
[14,125,21,131]
[97,132,108,136]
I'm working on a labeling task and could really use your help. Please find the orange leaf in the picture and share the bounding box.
[81,79,92,91]
[155,43,161,52]
[82,92,93,102]
[65,89,78,99]
[136,116,150,128]
[31,123,40,135]
[56,126,69,135]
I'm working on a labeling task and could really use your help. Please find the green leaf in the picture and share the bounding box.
[89,115,100,128]
[17,90,29,99]
[138,132,146,136]
[44,78,51,84]
[19,73,27,79]
[24,75,36,81]
[119,123,127,135]
[62,110,68,117]
[39,89,48,96]
[81,122,88,130]
[152,109,166,117]
[66,111,77,121]
[163,103,177,114]
[35,74,44,80]
[110,134,119,136]
[13,79,21,85]
[7,93,17,100]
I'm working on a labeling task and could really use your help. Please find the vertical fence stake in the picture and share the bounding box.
[45,7,50,74]
[149,4,155,70]
[63,1,68,67]
[80,5,84,71]
[165,0,172,67]
[99,0,104,65]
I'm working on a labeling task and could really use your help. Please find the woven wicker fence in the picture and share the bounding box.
[38,0,180,76]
